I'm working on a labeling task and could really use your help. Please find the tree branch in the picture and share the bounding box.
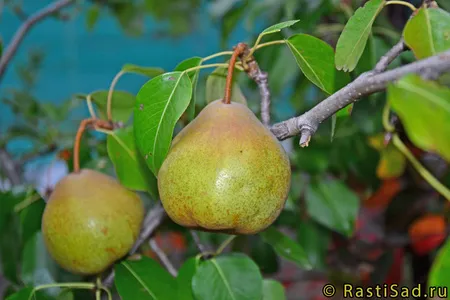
[0,148,21,185]
[270,49,450,145]
[0,0,74,83]
[149,238,178,277]
[102,203,166,287]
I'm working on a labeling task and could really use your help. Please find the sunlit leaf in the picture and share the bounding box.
[263,279,286,300]
[335,0,385,72]
[286,34,335,95]
[122,64,165,78]
[174,57,203,120]
[115,256,177,300]
[90,90,135,123]
[404,7,450,59]
[305,178,359,237]
[205,67,247,105]
[192,253,263,300]
[107,126,158,199]
[134,72,192,175]
[388,74,450,162]
[261,20,300,35]
[260,226,312,269]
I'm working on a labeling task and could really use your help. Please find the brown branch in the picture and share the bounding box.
[0,0,74,83]
[149,238,178,277]
[223,43,247,104]
[103,203,167,287]
[270,49,450,145]
[0,148,21,185]
[190,230,210,253]
[240,48,271,126]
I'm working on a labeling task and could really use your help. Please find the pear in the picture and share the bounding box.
[41,169,144,275]
[158,99,291,235]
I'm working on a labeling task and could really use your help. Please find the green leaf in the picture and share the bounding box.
[115,256,177,300]
[305,178,359,237]
[0,212,21,284]
[388,74,450,162]
[205,67,247,105]
[122,64,165,78]
[429,239,450,292]
[404,8,450,59]
[21,232,61,298]
[262,279,286,300]
[335,0,385,72]
[107,126,158,199]
[134,72,192,176]
[259,226,312,269]
[297,219,330,270]
[174,57,203,120]
[192,253,263,300]
[287,33,335,95]
[5,287,34,300]
[20,197,46,244]
[261,20,300,35]
[86,4,100,30]
[90,90,135,123]
[176,257,197,300]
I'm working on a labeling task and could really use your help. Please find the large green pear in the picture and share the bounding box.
[158,99,291,234]
[42,169,144,275]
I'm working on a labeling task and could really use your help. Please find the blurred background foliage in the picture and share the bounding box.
[1,0,450,299]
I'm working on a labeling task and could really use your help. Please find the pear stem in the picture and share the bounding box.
[223,43,247,104]
[73,118,113,173]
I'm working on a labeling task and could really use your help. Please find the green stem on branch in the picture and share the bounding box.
[383,102,450,201]
[107,70,125,122]
[385,0,417,11]
[215,235,236,255]
[392,134,450,201]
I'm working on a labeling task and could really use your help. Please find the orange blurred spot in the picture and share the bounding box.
[58,149,72,161]
[363,179,402,209]
[408,214,446,256]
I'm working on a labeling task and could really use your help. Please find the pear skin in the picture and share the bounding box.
[42,169,144,275]
[158,100,291,234]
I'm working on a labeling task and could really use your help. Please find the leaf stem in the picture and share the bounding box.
[248,33,265,57]
[385,0,416,11]
[183,63,243,74]
[252,40,286,52]
[86,94,98,119]
[202,51,234,63]
[13,192,41,213]
[35,282,95,292]
[107,70,125,122]
[392,134,450,200]
[382,101,395,132]
[215,235,236,255]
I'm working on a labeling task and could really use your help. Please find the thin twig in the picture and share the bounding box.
[374,39,406,73]
[190,231,209,253]
[0,0,74,83]
[149,239,178,277]
[102,203,167,287]
[0,148,21,185]
[240,47,271,126]
[270,49,450,145]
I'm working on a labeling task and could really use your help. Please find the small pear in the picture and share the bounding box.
[158,99,291,235]
[42,169,144,275]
